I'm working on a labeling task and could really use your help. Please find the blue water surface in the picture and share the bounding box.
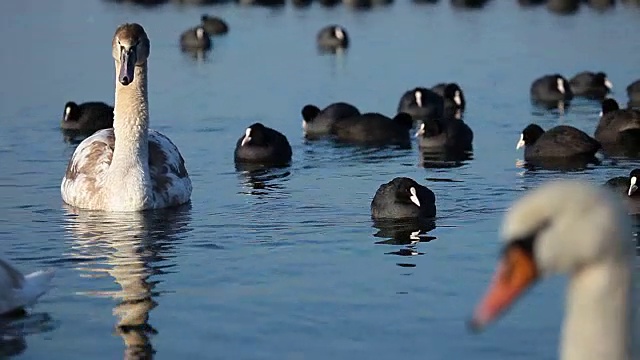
[0,1,639,359]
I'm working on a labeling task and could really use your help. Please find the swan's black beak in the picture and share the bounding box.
[119,47,137,86]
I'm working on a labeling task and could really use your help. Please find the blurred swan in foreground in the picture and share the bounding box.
[470,180,635,360]
[63,205,192,358]
[0,258,54,316]
[61,23,192,211]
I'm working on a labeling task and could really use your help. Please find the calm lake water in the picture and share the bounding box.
[1,0,640,359]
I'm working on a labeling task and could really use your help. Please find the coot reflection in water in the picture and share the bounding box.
[419,149,473,169]
[530,98,571,114]
[235,163,292,197]
[329,143,414,165]
[181,48,212,62]
[61,205,193,359]
[372,218,436,267]
[61,129,90,146]
[519,155,600,172]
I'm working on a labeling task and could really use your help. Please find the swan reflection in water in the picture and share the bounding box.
[62,204,192,359]
[372,218,436,267]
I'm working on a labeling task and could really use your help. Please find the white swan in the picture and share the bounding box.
[470,180,635,360]
[0,258,54,315]
[61,23,192,211]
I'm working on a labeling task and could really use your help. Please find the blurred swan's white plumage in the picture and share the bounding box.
[0,258,54,315]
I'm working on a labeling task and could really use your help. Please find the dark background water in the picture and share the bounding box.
[1,0,639,359]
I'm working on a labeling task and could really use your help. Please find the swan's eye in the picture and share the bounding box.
[506,235,535,262]
[505,219,551,257]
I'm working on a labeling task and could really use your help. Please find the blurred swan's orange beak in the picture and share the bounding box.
[468,246,538,332]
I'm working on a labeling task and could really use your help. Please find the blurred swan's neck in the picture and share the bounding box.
[561,260,634,360]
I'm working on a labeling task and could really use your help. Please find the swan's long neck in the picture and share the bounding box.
[562,259,634,360]
[108,62,151,209]
[113,63,149,163]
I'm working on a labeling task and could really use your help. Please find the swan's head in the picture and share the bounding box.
[112,23,150,86]
[469,180,631,331]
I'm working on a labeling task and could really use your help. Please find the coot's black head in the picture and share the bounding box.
[548,74,569,96]
[195,26,207,39]
[595,72,613,90]
[517,124,545,149]
[601,98,619,116]
[63,102,80,122]
[393,112,414,129]
[241,123,268,146]
[332,26,348,44]
[201,14,210,22]
[416,119,444,138]
[443,83,465,107]
[393,177,423,207]
[627,168,640,197]
[301,105,321,123]
[410,87,430,107]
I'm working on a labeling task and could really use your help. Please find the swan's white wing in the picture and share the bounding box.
[148,130,192,208]
[61,129,114,208]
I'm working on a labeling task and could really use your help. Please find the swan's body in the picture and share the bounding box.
[470,180,635,360]
[0,258,54,315]
[61,23,192,211]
